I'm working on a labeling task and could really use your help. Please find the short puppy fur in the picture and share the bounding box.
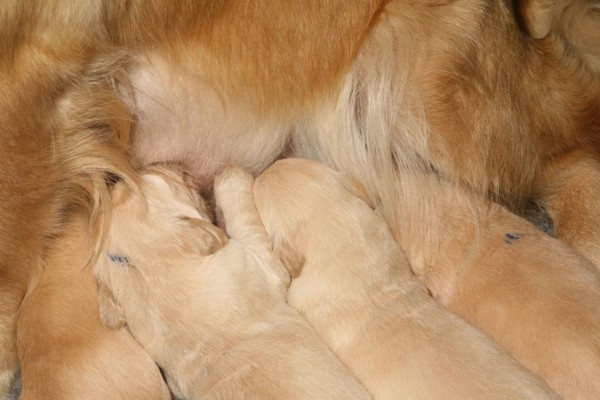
[93,166,373,400]
[2,2,600,390]
[390,171,600,400]
[253,158,560,400]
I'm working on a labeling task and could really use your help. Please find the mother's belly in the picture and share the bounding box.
[126,53,290,192]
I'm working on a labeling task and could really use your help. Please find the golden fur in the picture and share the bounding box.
[252,158,560,400]
[93,166,373,400]
[387,169,600,400]
[1,0,600,394]
[520,0,600,70]
[16,213,170,400]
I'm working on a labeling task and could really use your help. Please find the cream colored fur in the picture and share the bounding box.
[252,158,560,400]
[93,166,373,400]
[2,1,600,394]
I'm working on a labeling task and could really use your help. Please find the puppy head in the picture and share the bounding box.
[253,158,373,276]
[93,165,228,325]
[109,165,228,256]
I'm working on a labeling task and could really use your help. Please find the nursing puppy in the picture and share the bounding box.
[252,159,559,400]
[16,213,170,400]
[93,166,372,400]
[391,171,600,400]
[3,1,600,393]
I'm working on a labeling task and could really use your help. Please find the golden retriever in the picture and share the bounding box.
[255,160,600,400]
[2,0,600,394]
[16,213,170,400]
[252,158,560,400]
[92,166,373,400]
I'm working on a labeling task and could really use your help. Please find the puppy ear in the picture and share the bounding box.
[342,175,375,209]
[273,238,305,279]
[182,218,229,255]
[518,0,556,38]
[98,282,126,329]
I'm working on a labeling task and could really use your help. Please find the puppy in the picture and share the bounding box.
[3,1,600,392]
[252,158,560,400]
[93,166,373,400]
[16,213,170,400]
[389,170,600,400]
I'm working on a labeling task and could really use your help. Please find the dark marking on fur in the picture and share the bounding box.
[107,251,130,266]
[105,172,120,187]
[504,232,524,244]
[521,199,554,236]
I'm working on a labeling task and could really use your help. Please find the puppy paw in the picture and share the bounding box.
[213,167,254,210]
[213,167,269,241]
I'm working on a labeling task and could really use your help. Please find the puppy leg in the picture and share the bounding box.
[535,149,600,268]
[213,167,289,286]
[213,167,261,241]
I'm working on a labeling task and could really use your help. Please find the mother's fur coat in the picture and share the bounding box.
[1,0,600,396]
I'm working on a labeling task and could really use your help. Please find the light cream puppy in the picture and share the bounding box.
[93,166,373,400]
[252,158,560,400]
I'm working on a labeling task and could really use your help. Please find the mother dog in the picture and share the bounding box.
[1,0,599,394]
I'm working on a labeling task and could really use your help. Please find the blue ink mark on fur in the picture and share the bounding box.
[504,233,524,244]
[107,252,130,266]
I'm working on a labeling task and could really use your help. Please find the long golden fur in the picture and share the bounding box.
[252,158,560,400]
[93,166,373,400]
[1,0,600,395]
